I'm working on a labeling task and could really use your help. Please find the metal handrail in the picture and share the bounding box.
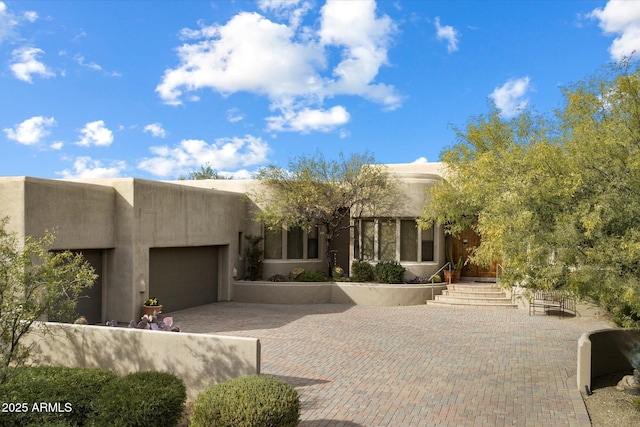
[496,263,504,282]
[427,262,452,301]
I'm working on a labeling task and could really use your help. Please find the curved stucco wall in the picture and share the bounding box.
[576,328,640,392]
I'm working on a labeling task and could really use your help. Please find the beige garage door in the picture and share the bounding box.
[75,249,103,324]
[149,246,219,313]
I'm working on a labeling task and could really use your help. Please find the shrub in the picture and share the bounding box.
[289,268,305,280]
[296,271,329,282]
[191,375,300,427]
[374,260,406,284]
[267,274,289,282]
[350,260,374,282]
[0,366,117,427]
[91,371,186,427]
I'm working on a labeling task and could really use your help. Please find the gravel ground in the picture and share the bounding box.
[582,372,640,427]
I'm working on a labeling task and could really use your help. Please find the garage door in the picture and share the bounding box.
[51,249,103,324]
[149,246,218,313]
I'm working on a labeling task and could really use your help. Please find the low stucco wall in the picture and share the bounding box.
[234,282,332,304]
[577,328,640,392]
[233,281,446,306]
[24,322,260,400]
[332,283,446,306]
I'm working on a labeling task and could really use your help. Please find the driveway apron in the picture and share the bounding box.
[173,302,610,427]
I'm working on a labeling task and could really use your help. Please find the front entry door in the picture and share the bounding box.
[452,227,497,278]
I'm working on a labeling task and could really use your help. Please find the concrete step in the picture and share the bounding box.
[426,280,518,309]
[427,300,518,309]
[435,295,514,305]
[442,290,507,298]
[448,284,501,292]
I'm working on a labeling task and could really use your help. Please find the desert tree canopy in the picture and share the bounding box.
[423,59,640,327]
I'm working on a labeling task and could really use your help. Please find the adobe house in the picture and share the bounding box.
[0,162,447,323]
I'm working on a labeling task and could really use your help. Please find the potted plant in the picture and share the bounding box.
[444,238,463,283]
[142,297,162,316]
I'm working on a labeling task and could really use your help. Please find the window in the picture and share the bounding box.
[287,227,304,259]
[355,218,436,263]
[307,226,319,259]
[421,224,434,262]
[264,228,282,259]
[361,220,375,260]
[378,219,396,260]
[264,225,319,260]
[400,220,418,261]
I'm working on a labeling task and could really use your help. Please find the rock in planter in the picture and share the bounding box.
[615,375,640,391]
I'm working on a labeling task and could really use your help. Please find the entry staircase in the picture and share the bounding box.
[428,278,518,309]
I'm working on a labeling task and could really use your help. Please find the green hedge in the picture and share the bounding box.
[0,366,117,427]
[91,371,186,427]
[191,375,300,427]
[374,260,406,284]
[0,367,186,427]
[350,260,374,282]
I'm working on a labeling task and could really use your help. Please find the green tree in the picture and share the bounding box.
[558,60,640,326]
[254,151,399,275]
[0,217,97,384]
[179,163,225,180]
[423,59,640,327]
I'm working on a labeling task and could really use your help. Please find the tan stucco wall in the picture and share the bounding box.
[0,177,115,248]
[24,322,260,401]
[0,178,26,237]
[233,281,446,305]
[234,282,333,304]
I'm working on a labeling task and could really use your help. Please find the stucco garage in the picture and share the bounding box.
[149,246,219,312]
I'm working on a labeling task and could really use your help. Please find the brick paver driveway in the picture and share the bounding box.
[173,302,610,427]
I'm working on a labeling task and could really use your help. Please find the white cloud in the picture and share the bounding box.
[23,10,38,23]
[319,0,400,108]
[157,12,323,105]
[258,0,312,28]
[489,77,531,118]
[157,0,401,132]
[589,1,640,60]
[138,135,270,177]
[76,120,114,147]
[227,108,245,123]
[74,53,121,76]
[434,17,459,53]
[144,122,167,138]
[0,2,18,44]
[412,157,428,164]
[59,156,126,179]
[10,47,55,83]
[4,116,56,145]
[74,54,103,71]
[50,141,64,150]
[266,105,350,133]
[222,169,254,179]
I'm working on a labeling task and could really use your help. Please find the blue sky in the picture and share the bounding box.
[0,0,634,179]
